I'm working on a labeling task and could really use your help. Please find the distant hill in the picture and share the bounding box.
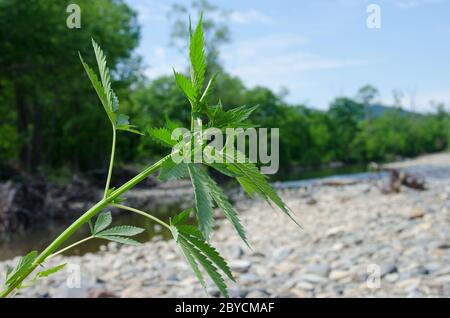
[365,104,417,117]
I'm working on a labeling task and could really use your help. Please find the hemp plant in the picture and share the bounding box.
[0,15,297,298]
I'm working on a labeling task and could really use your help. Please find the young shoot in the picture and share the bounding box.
[0,14,297,298]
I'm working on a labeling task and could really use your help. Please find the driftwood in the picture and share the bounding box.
[382,168,426,193]
[0,176,100,234]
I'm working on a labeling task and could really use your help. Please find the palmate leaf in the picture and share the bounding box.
[170,212,234,297]
[187,164,215,240]
[91,211,144,246]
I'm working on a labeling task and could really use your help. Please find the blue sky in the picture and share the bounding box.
[125,0,450,112]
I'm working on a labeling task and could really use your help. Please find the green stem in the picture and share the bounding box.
[103,128,116,198]
[47,236,94,260]
[112,204,170,230]
[0,155,168,298]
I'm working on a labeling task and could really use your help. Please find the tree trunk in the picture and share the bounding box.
[14,81,30,171]
[31,91,42,173]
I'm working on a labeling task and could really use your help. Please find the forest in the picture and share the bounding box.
[0,0,449,178]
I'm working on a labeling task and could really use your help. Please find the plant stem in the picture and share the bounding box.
[0,155,168,298]
[47,236,94,260]
[112,204,170,229]
[103,128,116,198]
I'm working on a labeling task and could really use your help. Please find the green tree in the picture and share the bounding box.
[328,97,364,162]
[0,0,140,172]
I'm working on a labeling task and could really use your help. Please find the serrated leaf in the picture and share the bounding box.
[208,162,241,178]
[147,127,178,147]
[188,162,248,246]
[178,242,206,290]
[222,148,299,226]
[93,211,112,234]
[211,105,259,128]
[170,208,192,226]
[96,235,141,246]
[189,14,206,95]
[173,69,196,102]
[116,124,144,135]
[5,251,37,287]
[182,233,234,282]
[187,164,214,240]
[206,177,249,247]
[178,236,228,297]
[92,38,112,110]
[159,158,189,181]
[81,41,140,135]
[98,225,144,237]
[79,53,115,124]
[177,224,204,239]
[35,264,66,279]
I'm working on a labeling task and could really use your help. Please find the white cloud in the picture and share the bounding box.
[229,10,273,25]
[223,34,367,98]
[143,46,186,79]
[386,0,445,9]
[128,0,169,23]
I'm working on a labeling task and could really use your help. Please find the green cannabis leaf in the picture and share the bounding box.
[91,211,144,246]
[4,251,37,289]
[170,210,234,297]
[147,127,178,147]
[187,164,215,240]
[189,13,206,101]
[159,157,189,181]
[92,211,112,234]
[79,39,142,135]
[35,264,66,279]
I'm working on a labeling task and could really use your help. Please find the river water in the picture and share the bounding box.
[0,164,370,261]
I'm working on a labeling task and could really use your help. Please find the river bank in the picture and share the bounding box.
[1,152,449,298]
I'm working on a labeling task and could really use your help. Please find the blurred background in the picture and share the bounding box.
[0,0,449,298]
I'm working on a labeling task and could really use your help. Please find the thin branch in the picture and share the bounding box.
[103,128,116,199]
[47,236,94,259]
[112,204,171,230]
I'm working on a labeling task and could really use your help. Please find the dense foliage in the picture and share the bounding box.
[0,0,449,177]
